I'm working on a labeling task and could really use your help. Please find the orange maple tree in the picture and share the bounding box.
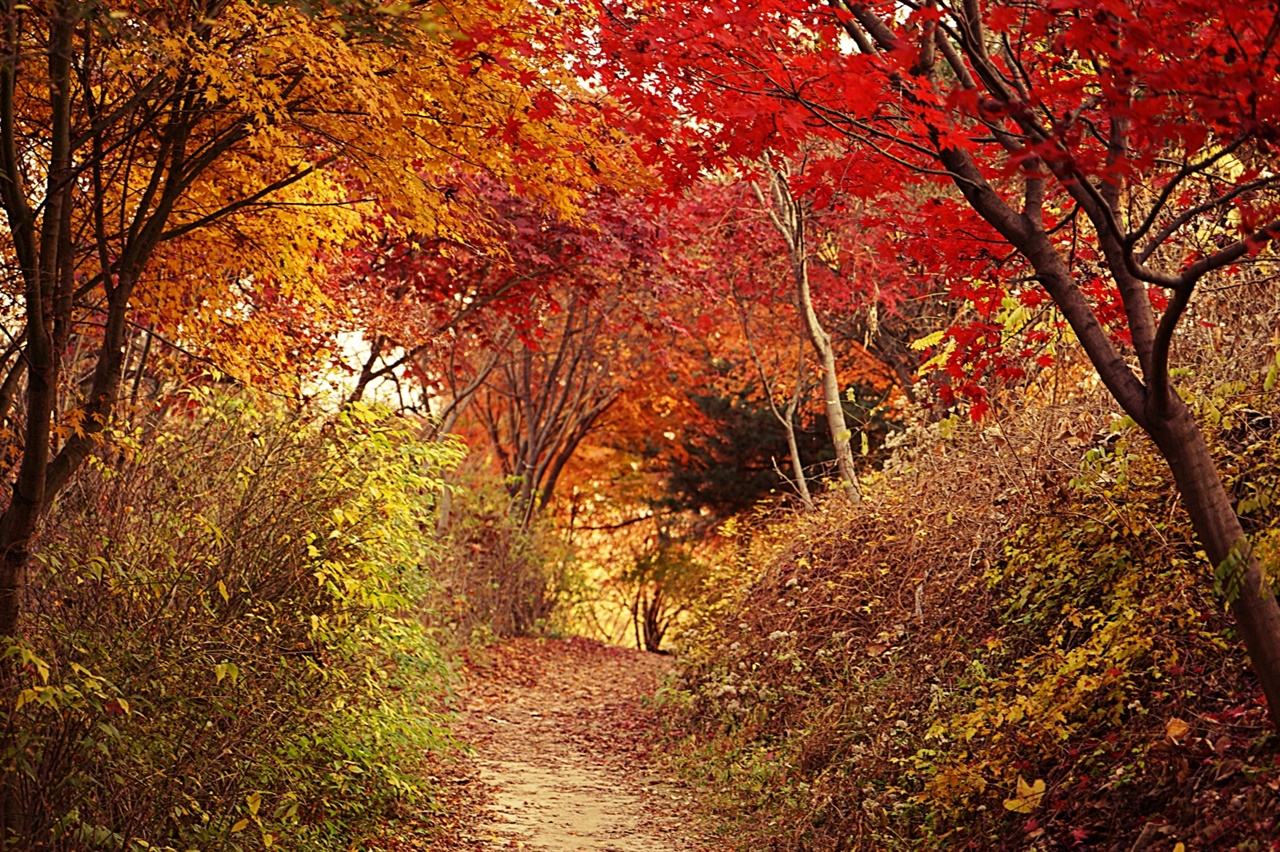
[0,0,627,646]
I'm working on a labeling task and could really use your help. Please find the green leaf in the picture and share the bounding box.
[1214,539,1253,604]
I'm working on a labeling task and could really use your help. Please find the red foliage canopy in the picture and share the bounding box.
[588,0,1280,417]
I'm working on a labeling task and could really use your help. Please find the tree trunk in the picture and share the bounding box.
[0,3,74,642]
[643,586,666,652]
[796,254,861,503]
[735,292,814,510]
[781,407,814,510]
[754,165,861,503]
[0,312,55,643]
[347,335,386,404]
[818,0,1280,729]
[1148,398,1280,724]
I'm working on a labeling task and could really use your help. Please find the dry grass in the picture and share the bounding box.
[662,367,1280,850]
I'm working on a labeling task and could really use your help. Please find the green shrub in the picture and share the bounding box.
[3,389,463,851]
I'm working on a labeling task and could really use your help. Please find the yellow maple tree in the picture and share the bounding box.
[0,0,641,645]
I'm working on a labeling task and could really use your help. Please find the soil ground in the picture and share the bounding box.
[371,636,713,852]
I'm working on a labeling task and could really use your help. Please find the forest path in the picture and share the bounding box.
[443,636,709,852]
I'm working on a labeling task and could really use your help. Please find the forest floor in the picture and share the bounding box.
[370,636,715,852]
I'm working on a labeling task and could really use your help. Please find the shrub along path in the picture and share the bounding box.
[374,636,712,851]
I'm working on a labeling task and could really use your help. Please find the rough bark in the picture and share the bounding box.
[1148,399,1280,724]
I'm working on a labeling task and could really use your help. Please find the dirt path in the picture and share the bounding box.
[442,637,708,852]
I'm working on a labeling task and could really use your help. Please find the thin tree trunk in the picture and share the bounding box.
[1149,399,1280,722]
[0,5,75,837]
[435,485,453,536]
[631,588,643,652]
[755,166,861,502]
[0,4,74,642]
[0,356,25,426]
[780,406,813,510]
[737,293,815,510]
[780,342,813,508]
[643,586,665,652]
[129,324,155,406]
[795,249,862,503]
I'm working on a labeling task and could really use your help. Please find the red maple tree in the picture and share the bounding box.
[591,0,1280,723]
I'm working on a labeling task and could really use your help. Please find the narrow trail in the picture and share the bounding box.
[444,637,709,852]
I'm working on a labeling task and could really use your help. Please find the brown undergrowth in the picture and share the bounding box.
[659,386,1280,850]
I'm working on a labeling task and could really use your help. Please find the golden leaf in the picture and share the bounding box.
[1002,776,1046,813]
[1165,717,1191,743]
